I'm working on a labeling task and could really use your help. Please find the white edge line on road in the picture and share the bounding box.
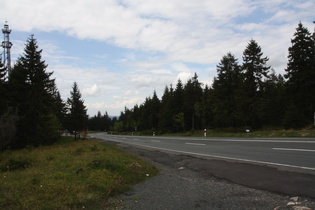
[273,148,315,152]
[91,134,315,143]
[91,135,315,171]
[134,144,315,171]
[185,142,206,146]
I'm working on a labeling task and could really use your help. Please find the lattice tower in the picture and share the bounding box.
[2,21,12,76]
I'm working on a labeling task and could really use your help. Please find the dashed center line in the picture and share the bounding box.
[185,142,206,146]
[273,148,315,152]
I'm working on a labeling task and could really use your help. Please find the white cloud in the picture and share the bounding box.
[4,0,314,66]
[174,72,193,84]
[83,84,100,96]
[2,0,314,116]
[86,96,143,115]
[124,90,139,96]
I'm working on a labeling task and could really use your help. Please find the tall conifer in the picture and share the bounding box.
[8,35,60,147]
[212,52,241,127]
[241,39,270,128]
[66,82,87,139]
[284,22,315,127]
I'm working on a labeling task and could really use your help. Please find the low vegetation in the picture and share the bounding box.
[189,128,315,138]
[0,137,158,209]
[111,126,315,138]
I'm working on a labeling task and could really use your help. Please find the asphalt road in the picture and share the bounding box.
[90,133,315,172]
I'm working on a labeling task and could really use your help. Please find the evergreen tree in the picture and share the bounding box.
[259,70,286,126]
[173,80,184,118]
[212,52,241,127]
[88,111,112,132]
[284,22,315,127]
[7,36,60,147]
[183,73,203,130]
[140,91,160,131]
[159,85,175,132]
[102,111,112,131]
[120,107,136,132]
[66,82,88,139]
[150,91,161,130]
[53,90,67,129]
[130,104,140,132]
[0,59,17,149]
[240,39,270,128]
[139,99,149,130]
[202,85,214,128]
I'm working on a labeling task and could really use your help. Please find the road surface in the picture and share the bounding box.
[90,133,315,172]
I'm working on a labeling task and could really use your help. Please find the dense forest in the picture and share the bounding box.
[88,22,315,133]
[0,36,88,149]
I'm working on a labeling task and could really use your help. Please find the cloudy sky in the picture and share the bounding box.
[1,0,314,116]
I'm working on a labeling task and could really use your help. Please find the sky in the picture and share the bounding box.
[1,0,314,117]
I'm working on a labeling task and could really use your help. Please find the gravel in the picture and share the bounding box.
[105,142,315,210]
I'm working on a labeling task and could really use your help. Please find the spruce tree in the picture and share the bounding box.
[66,82,87,139]
[183,73,203,130]
[212,52,241,127]
[0,59,18,149]
[53,90,67,129]
[8,36,60,147]
[202,85,214,128]
[284,22,315,127]
[241,39,270,128]
[261,70,285,126]
[173,79,184,115]
[159,85,174,132]
[150,91,161,130]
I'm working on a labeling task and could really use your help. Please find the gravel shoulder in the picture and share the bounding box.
[105,141,315,210]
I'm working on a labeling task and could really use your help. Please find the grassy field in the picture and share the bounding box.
[0,137,158,209]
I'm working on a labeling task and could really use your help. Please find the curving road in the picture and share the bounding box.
[90,133,315,172]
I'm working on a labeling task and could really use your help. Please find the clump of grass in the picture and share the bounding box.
[0,152,33,172]
[0,137,158,209]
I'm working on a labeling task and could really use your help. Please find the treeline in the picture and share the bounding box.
[101,22,314,134]
[0,35,88,149]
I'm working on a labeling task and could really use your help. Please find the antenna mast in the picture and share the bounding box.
[2,21,12,76]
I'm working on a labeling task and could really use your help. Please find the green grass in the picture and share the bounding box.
[0,137,158,209]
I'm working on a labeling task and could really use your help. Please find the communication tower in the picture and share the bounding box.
[1,21,12,76]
